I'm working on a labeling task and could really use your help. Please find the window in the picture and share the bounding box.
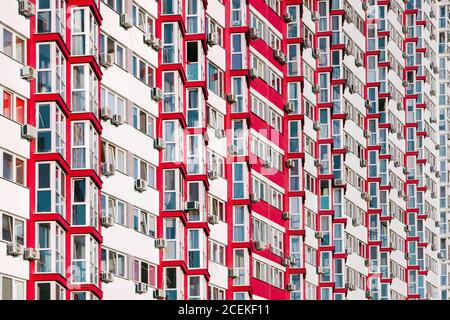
[36,222,65,275]
[133,207,156,237]
[37,0,66,37]
[208,107,224,130]
[100,87,124,119]
[1,212,24,245]
[208,285,225,300]
[231,77,246,112]
[1,149,25,185]
[187,135,202,174]
[209,240,225,265]
[99,34,125,68]
[36,103,65,156]
[101,248,126,277]
[132,106,155,137]
[163,71,183,113]
[232,119,246,155]
[100,193,124,224]
[289,121,301,153]
[162,23,182,64]
[161,0,180,15]
[209,196,225,221]
[1,26,26,64]
[188,229,205,268]
[36,43,66,98]
[165,267,182,300]
[132,4,154,34]
[132,55,155,86]
[72,122,99,171]
[187,42,202,81]
[187,88,202,127]
[289,159,302,191]
[233,206,247,242]
[233,249,248,286]
[188,276,204,300]
[0,275,25,300]
[100,141,126,173]
[231,34,245,70]
[208,151,225,179]
[163,120,183,162]
[36,282,65,300]
[186,0,202,34]
[36,162,65,216]
[71,235,98,285]
[72,178,98,227]
[233,163,247,199]
[102,0,124,14]
[133,157,156,188]
[133,258,156,287]
[72,7,98,57]
[164,218,184,260]
[206,16,223,47]
[163,169,184,210]
[207,62,224,97]
[72,64,98,114]
[1,88,26,124]
[287,6,300,38]
[287,44,301,76]
[231,0,245,26]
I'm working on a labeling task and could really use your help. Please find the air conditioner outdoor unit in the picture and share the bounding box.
[365,291,372,299]
[311,12,319,22]
[7,243,24,257]
[362,2,368,11]
[101,271,114,283]
[313,121,321,130]
[226,94,237,104]
[360,159,367,167]
[24,248,39,261]
[314,159,322,167]
[101,215,115,228]
[402,80,409,87]
[208,170,218,180]
[312,48,320,58]
[345,9,353,23]
[250,193,260,203]
[397,102,403,111]
[151,88,163,102]
[229,268,239,278]
[229,145,238,155]
[315,231,323,239]
[135,282,148,294]
[134,179,147,192]
[20,66,35,81]
[21,124,37,140]
[255,241,265,251]
[101,107,112,120]
[185,201,200,212]
[284,102,295,114]
[286,283,295,292]
[144,33,155,46]
[285,159,295,168]
[248,68,258,79]
[282,211,290,220]
[111,114,123,126]
[155,238,167,249]
[312,84,320,93]
[281,258,290,266]
[19,0,35,18]
[317,266,325,274]
[346,282,356,291]
[352,218,360,227]
[262,159,271,168]
[249,27,260,40]
[152,39,162,51]
[361,192,371,201]
[284,13,293,23]
[363,130,370,138]
[120,14,133,29]
[394,161,400,168]
[154,289,166,299]
[215,128,226,138]
[335,179,345,186]
[208,215,219,225]
[207,33,217,46]
[100,53,114,68]
[154,138,165,150]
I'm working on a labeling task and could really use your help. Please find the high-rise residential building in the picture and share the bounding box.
[0,0,448,300]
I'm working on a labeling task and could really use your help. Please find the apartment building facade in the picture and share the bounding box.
[0,0,447,300]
